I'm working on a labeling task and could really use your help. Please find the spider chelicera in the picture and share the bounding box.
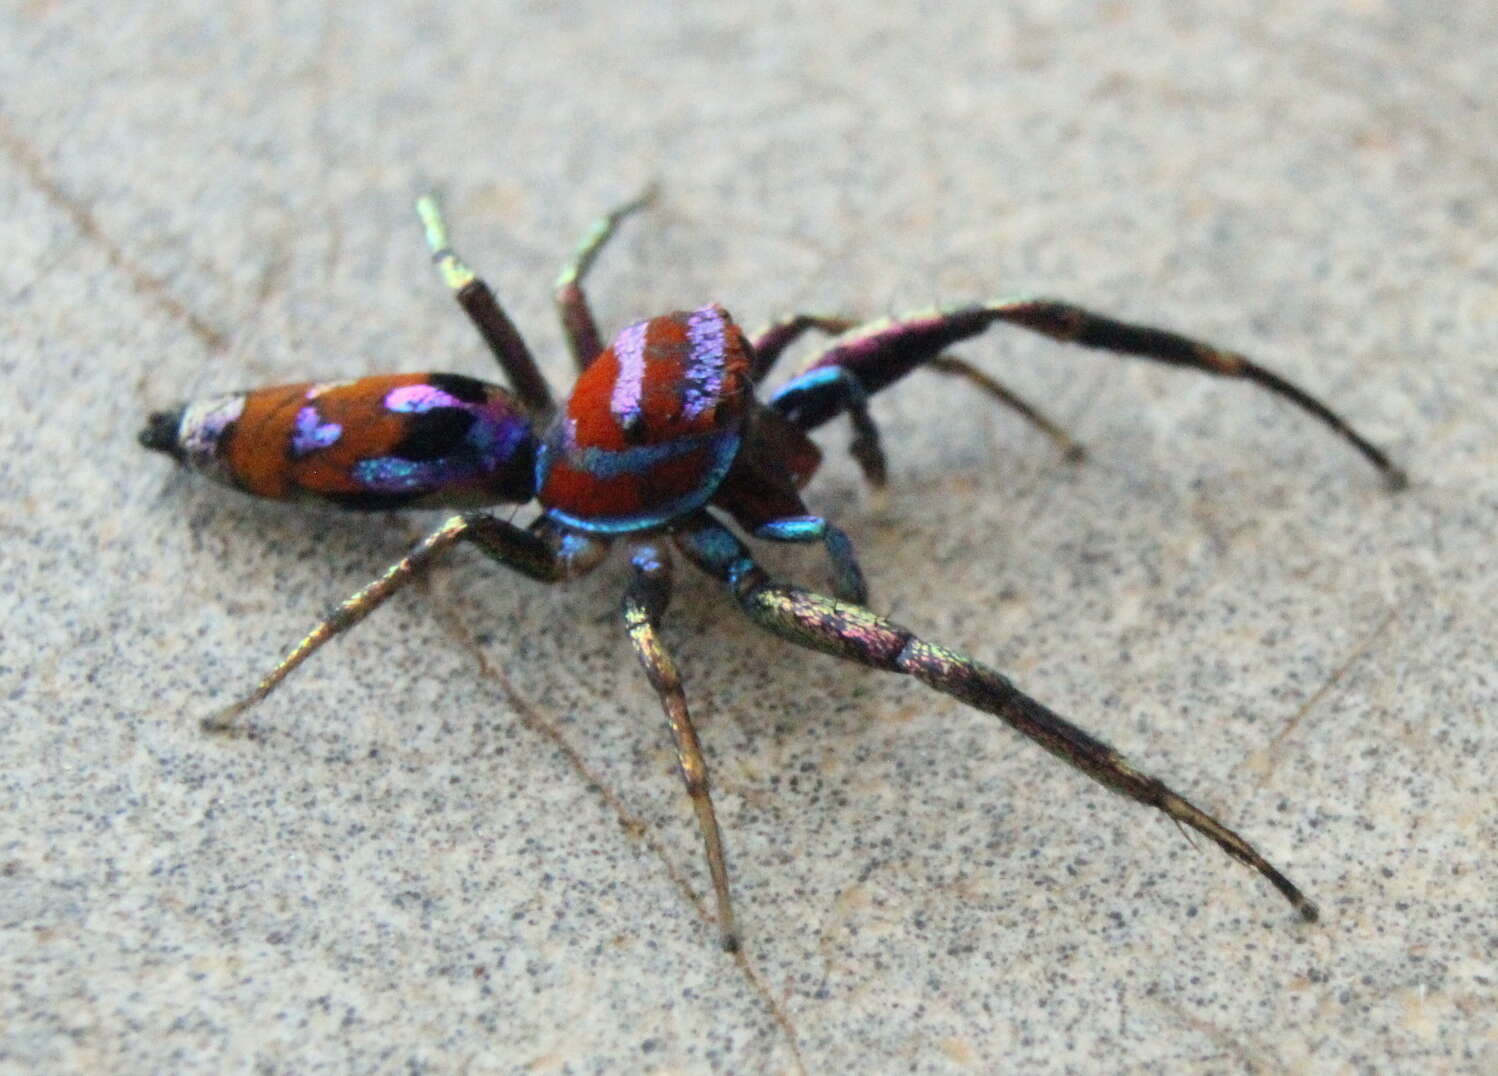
[141,191,1405,951]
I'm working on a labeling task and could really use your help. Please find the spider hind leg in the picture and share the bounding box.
[205,515,599,734]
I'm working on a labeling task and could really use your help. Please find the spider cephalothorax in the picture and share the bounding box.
[142,192,1404,951]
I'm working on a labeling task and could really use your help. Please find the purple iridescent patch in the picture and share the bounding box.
[384,383,462,414]
[290,406,342,457]
[609,320,650,424]
[682,305,728,420]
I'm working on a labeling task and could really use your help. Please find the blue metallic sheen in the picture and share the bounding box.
[534,428,743,535]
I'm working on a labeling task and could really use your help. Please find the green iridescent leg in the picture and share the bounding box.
[623,546,740,951]
[555,187,657,371]
[205,515,604,734]
[674,513,1319,923]
[415,195,553,412]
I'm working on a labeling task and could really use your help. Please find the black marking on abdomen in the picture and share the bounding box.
[392,408,478,461]
[425,373,491,404]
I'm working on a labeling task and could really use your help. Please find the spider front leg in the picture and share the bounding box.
[623,546,740,951]
[748,313,858,381]
[760,320,1082,478]
[925,355,1087,462]
[554,187,657,371]
[205,515,606,733]
[675,513,1318,922]
[768,367,889,488]
[416,195,553,412]
[752,514,868,604]
[777,298,1405,487]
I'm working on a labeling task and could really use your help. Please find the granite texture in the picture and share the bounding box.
[2,3,1494,1073]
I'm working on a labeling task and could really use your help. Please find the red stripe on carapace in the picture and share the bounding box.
[537,306,754,529]
[564,306,751,451]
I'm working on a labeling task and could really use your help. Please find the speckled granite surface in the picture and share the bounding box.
[2,3,1494,1072]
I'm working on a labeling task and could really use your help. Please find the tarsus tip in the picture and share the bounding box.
[200,703,251,736]
[633,181,662,208]
[415,195,447,242]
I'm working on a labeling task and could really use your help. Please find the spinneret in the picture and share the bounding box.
[143,192,1407,953]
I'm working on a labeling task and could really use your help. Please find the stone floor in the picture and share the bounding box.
[3,3,1494,1072]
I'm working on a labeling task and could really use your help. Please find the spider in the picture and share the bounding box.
[140,191,1405,952]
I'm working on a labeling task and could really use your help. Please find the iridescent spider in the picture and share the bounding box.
[141,192,1405,951]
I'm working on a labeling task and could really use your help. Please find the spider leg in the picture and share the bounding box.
[759,320,1082,476]
[709,424,869,601]
[674,512,1319,922]
[748,313,858,382]
[415,195,553,412]
[925,355,1087,462]
[752,515,868,604]
[775,298,1405,488]
[767,367,889,488]
[623,545,740,951]
[770,357,1083,477]
[554,187,657,371]
[204,515,607,734]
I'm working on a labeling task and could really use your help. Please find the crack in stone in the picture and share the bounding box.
[0,110,229,354]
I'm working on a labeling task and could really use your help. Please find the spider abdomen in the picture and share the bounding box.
[537,304,753,532]
[139,373,537,510]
